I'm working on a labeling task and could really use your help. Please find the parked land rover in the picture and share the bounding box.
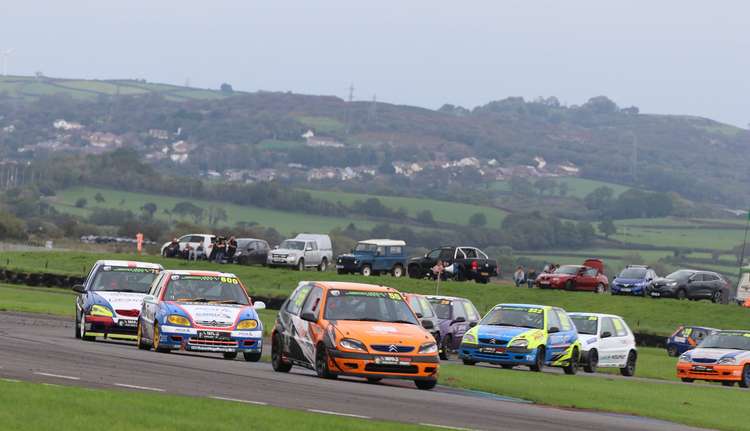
[336,239,407,277]
[268,234,333,271]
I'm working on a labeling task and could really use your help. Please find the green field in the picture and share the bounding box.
[0,76,239,102]
[3,251,750,337]
[51,186,376,235]
[303,189,508,226]
[440,363,750,431]
[613,224,743,250]
[0,380,433,431]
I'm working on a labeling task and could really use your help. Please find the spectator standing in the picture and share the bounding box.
[213,237,227,263]
[526,268,537,288]
[226,236,238,261]
[513,266,526,287]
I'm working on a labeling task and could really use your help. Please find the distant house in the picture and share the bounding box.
[148,129,170,140]
[303,130,344,148]
[53,119,83,131]
[86,132,122,148]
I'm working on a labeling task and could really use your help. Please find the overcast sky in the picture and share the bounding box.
[2,1,748,127]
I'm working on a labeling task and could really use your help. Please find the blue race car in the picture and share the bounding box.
[610,265,657,296]
[137,270,266,361]
[459,304,581,374]
[666,325,717,357]
[74,260,163,342]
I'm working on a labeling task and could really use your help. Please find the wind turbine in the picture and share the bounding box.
[1,49,13,76]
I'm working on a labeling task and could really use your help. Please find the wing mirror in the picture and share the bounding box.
[452,316,466,324]
[601,331,612,338]
[142,295,156,303]
[421,320,434,330]
[548,326,560,334]
[306,246,313,251]
[415,312,423,319]
[469,321,478,328]
[253,301,266,310]
[274,245,279,249]
[301,311,317,322]
[72,284,85,294]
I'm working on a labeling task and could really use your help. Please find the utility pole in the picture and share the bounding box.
[630,132,638,182]
[368,94,377,125]
[345,82,355,135]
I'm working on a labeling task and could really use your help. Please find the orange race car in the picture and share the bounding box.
[271,281,440,389]
[677,330,750,388]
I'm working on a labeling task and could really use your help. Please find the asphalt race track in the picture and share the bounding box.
[0,312,704,431]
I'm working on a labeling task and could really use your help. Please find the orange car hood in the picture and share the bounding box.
[332,320,433,346]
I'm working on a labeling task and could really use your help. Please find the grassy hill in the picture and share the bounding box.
[0,75,237,102]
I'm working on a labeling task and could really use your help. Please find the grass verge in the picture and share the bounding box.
[440,363,750,431]
[0,380,434,431]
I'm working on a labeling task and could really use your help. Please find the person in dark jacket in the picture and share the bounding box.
[526,268,537,288]
[226,236,238,261]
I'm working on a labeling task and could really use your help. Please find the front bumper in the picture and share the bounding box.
[158,326,263,353]
[459,343,535,365]
[84,315,138,340]
[536,279,564,289]
[647,286,677,298]
[328,349,439,380]
[677,362,744,382]
[335,261,361,272]
[611,284,645,295]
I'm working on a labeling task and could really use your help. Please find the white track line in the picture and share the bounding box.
[114,383,165,392]
[33,372,80,381]
[210,396,268,406]
[307,409,371,419]
[420,424,482,431]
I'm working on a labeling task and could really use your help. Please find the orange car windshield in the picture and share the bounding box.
[324,290,418,324]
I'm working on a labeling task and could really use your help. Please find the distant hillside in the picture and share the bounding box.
[1,75,749,207]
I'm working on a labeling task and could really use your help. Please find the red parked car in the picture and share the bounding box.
[535,259,608,293]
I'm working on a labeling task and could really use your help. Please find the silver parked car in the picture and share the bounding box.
[267,233,333,271]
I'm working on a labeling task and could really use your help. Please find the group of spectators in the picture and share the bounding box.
[513,264,559,288]
[162,236,239,264]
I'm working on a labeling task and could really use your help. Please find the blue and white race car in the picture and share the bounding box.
[137,270,266,361]
[74,260,163,342]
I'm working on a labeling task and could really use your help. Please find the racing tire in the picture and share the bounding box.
[667,345,678,357]
[317,258,328,272]
[297,259,305,271]
[79,312,95,342]
[681,378,694,383]
[676,289,687,300]
[722,381,735,387]
[243,352,262,362]
[414,379,437,390]
[563,348,579,375]
[711,290,723,303]
[530,346,545,372]
[620,350,637,377]
[153,324,170,353]
[136,322,151,350]
[361,265,372,277]
[223,352,238,360]
[392,265,404,278]
[271,334,292,372]
[740,365,750,388]
[439,336,452,361]
[315,344,337,379]
[565,280,575,291]
[501,364,514,370]
[366,377,382,384]
[462,359,476,366]
[74,312,81,339]
[584,349,598,373]
[595,283,605,294]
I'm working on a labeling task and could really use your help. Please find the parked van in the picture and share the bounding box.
[735,266,750,305]
[267,233,333,271]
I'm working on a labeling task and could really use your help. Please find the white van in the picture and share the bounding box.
[267,233,333,271]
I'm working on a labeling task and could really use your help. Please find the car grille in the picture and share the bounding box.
[189,338,237,347]
[338,256,356,264]
[116,309,139,317]
[272,254,288,260]
[692,358,716,364]
[364,364,419,374]
[196,321,233,328]
[370,344,414,353]
[478,338,508,346]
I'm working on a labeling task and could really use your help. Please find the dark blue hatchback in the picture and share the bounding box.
[611,265,657,296]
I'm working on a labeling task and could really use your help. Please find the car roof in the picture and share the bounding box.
[96,260,163,270]
[492,303,552,310]
[164,269,238,278]
[569,312,624,319]
[360,239,406,247]
[236,237,265,242]
[313,281,399,292]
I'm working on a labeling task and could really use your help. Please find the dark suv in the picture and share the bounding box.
[648,269,729,302]
[426,295,481,359]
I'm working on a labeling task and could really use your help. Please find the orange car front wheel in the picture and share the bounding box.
[315,344,338,379]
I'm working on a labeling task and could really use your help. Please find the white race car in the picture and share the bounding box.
[569,312,637,376]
